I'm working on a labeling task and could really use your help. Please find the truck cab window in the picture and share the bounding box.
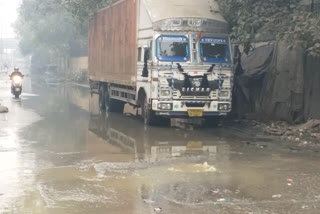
[200,37,230,63]
[156,35,189,61]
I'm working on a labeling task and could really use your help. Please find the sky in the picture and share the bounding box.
[0,0,21,38]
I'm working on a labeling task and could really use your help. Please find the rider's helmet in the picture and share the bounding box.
[14,67,19,72]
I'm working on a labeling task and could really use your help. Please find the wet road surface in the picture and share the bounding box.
[1,73,320,214]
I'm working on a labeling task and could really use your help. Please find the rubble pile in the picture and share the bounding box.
[251,120,320,145]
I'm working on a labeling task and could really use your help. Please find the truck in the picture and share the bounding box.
[89,0,234,125]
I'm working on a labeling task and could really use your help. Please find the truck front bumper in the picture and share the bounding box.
[152,100,231,118]
[155,111,227,117]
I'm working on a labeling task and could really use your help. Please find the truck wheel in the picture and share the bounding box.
[99,85,106,111]
[142,96,157,126]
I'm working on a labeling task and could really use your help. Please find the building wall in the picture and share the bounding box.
[70,56,88,73]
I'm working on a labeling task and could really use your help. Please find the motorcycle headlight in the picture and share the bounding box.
[13,76,22,84]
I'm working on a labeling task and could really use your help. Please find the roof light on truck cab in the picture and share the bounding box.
[187,18,202,27]
[171,19,182,26]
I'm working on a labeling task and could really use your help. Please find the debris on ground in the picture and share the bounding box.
[168,162,217,173]
[144,199,155,204]
[154,207,162,212]
[210,189,220,195]
[168,167,182,172]
[239,119,320,146]
[194,162,217,172]
[272,194,282,198]
[217,198,229,202]
[123,103,138,116]
[0,104,8,113]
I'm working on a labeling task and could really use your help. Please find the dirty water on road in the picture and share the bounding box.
[1,77,320,214]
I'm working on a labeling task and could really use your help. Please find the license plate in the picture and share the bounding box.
[187,141,203,149]
[15,88,21,92]
[188,109,204,117]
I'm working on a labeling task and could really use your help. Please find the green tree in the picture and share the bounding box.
[218,0,320,55]
[15,0,118,69]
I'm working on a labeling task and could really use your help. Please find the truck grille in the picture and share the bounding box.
[173,89,179,97]
[186,103,206,108]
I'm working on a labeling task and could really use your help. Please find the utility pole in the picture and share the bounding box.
[311,0,315,12]
[0,1,3,73]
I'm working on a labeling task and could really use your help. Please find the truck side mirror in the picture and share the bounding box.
[144,47,150,62]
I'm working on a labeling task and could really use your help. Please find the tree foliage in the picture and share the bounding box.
[15,0,81,67]
[16,0,320,68]
[15,0,117,68]
[61,0,117,22]
[218,0,320,55]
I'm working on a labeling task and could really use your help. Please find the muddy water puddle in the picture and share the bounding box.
[1,82,320,213]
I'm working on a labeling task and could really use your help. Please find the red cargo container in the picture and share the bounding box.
[89,0,137,86]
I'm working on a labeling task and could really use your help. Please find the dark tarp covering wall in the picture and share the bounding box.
[304,56,320,120]
[232,43,274,119]
[233,41,320,123]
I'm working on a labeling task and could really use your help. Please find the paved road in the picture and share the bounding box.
[0,73,320,214]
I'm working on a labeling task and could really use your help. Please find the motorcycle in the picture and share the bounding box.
[10,74,24,98]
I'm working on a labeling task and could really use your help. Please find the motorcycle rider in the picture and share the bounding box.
[10,67,23,80]
[10,68,24,97]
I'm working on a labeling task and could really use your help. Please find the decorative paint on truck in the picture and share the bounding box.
[89,0,234,125]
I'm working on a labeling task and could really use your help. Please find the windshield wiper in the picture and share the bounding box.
[207,64,216,72]
[176,63,184,72]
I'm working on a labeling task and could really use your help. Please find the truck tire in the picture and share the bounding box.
[142,96,157,126]
[99,85,106,111]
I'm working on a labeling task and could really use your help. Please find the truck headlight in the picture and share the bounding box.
[220,91,229,98]
[158,103,173,110]
[160,90,171,97]
[218,103,231,111]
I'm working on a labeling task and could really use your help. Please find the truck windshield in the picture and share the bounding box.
[200,37,230,63]
[156,35,189,61]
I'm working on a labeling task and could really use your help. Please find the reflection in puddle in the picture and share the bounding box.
[2,83,320,213]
